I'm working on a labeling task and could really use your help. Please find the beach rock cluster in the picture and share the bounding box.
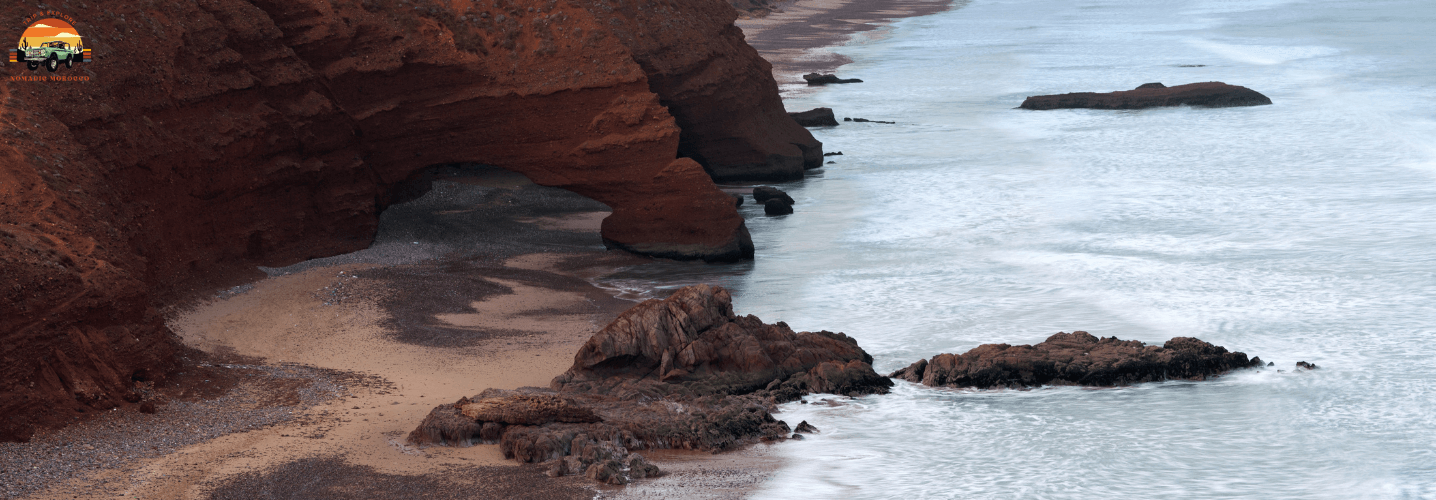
[411,285,890,482]
[0,0,816,442]
[753,187,797,215]
[1019,82,1272,110]
[890,331,1264,389]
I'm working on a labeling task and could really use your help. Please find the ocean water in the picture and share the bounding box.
[600,0,1436,497]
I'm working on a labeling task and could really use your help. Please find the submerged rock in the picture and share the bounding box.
[804,73,863,85]
[891,331,1263,389]
[790,107,840,127]
[1019,82,1272,110]
[794,420,819,434]
[764,199,795,215]
[752,186,795,205]
[1296,361,1319,370]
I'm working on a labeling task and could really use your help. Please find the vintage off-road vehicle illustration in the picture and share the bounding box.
[18,40,83,72]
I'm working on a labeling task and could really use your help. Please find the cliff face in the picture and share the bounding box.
[0,0,811,441]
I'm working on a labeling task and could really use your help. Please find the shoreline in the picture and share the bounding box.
[737,0,957,93]
[2,0,961,496]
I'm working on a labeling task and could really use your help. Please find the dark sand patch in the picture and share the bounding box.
[205,457,590,500]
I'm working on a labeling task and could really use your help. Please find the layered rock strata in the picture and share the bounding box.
[410,285,891,481]
[1019,82,1272,110]
[890,331,1263,389]
[0,0,811,442]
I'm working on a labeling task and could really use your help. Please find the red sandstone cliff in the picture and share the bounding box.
[0,0,816,442]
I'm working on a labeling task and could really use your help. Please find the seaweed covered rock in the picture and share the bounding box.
[891,331,1263,389]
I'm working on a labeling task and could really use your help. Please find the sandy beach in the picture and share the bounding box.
[0,0,957,497]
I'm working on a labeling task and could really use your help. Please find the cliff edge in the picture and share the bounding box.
[0,0,817,442]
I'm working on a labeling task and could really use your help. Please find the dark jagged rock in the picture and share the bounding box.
[890,331,1262,389]
[1296,361,1319,370]
[790,107,840,127]
[552,285,886,399]
[1019,82,1272,110]
[794,420,819,434]
[412,285,889,483]
[824,151,844,156]
[764,199,795,215]
[804,73,864,85]
[752,187,796,205]
[844,117,896,124]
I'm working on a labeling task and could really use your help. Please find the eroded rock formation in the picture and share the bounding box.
[1019,82,1272,110]
[0,0,813,442]
[410,285,890,481]
[890,331,1263,389]
[790,107,839,127]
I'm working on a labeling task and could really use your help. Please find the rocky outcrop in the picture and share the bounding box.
[552,285,890,399]
[0,0,813,442]
[608,0,824,182]
[789,107,840,127]
[1019,82,1272,110]
[764,199,795,215]
[804,73,863,85]
[411,285,890,482]
[752,186,795,205]
[891,331,1263,389]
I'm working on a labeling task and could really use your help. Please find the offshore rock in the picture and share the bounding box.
[1019,82,1272,110]
[804,73,864,85]
[891,331,1262,389]
[752,187,796,205]
[789,107,840,127]
[764,199,795,216]
[0,0,808,441]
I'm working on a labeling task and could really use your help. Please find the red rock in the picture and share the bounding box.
[891,331,1263,389]
[551,285,891,399]
[1019,82,1272,110]
[0,0,811,442]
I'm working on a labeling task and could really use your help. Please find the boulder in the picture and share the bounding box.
[552,285,887,399]
[789,108,840,127]
[804,73,864,85]
[732,193,745,207]
[764,199,795,215]
[794,421,819,434]
[1019,82,1272,110]
[752,187,796,205]
[891,331,1263,389]
[1296,361,1319,370]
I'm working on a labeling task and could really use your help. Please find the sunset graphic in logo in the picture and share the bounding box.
[11,17,91,73]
